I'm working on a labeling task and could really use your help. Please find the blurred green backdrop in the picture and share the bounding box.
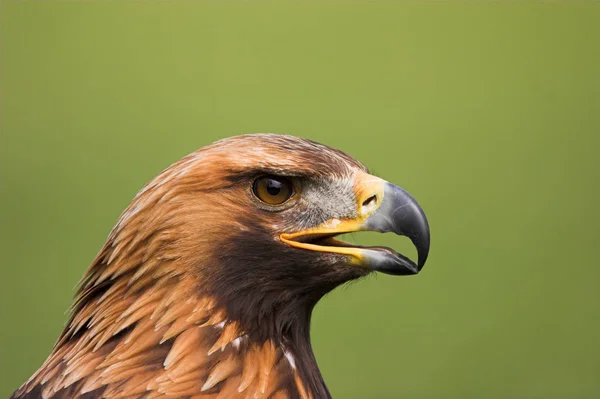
[1,2,599,398]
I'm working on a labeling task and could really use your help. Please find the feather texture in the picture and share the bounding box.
[10,134,371,399]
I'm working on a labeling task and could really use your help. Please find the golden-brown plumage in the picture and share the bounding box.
[10,134,430,399]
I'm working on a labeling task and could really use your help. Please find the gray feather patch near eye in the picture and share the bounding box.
[295,177,357,229]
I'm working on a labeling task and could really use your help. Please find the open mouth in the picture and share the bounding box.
[292,233,399,255]
[280,230,420,275]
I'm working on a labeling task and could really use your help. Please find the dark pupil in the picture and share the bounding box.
[266,179,282,196]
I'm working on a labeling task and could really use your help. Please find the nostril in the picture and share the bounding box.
[362,195,378,211]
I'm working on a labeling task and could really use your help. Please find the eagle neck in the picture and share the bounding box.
[281,307,332,399]
[213,284,334,399]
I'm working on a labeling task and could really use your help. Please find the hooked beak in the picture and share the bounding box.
[280,175,430,275]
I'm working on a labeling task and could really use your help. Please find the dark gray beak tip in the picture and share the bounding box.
[387,183,430,272]
[364,182,430,274]
[415,220,430,271]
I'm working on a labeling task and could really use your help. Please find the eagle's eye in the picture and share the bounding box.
[252,175,295,205]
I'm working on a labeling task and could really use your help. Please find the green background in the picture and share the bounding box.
[1,2,599,398]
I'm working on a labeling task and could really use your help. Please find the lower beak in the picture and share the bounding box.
[280,181,430,276]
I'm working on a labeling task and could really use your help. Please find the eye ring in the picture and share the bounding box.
[252,175,295,205]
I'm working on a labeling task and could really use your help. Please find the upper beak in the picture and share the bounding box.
[362,182,430,274]
[280,175,430,275]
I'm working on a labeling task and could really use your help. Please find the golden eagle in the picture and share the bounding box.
[10,134,430,399]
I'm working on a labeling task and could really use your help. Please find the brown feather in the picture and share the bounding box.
[10,134,370,399]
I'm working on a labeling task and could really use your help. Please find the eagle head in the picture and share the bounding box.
[11,134,430,399]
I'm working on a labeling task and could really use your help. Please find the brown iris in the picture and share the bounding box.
[252,176,295,205]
